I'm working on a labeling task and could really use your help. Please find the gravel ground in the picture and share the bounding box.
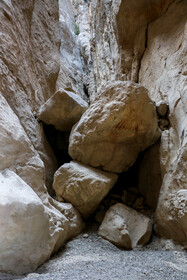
[1,223,187,280]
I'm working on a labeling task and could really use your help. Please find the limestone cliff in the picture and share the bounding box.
[0,0,186,275]
[0,0,84,274]
[90,0,187,244]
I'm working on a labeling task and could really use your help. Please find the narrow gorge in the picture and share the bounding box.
[0,0,186,279]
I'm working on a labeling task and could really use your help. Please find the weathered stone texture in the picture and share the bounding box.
[37,89,88,131]
[0,170,51,274]
[0,0,85,274]
[53,161,118,219]
[69,81,160,173]
[99,203,152,249]
[91,0,187,244]
[138,0,187,243]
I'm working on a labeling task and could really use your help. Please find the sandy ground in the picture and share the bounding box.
[1,223,187,280]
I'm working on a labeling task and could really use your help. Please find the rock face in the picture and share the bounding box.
[69,81,160,173]
[99,203,152,249]
[0,170,51,274]
[138,0,187,243]
[53,161,118,219]
[37,89,88,131]
[0,0,186,274]
[90,0,173,96]
[56,0,88,100]
[0,0,85,274]
[90,0,187,245]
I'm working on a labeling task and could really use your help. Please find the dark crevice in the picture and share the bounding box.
[137,24,149,83]
[83,83,89,99]
[43,123,71,168]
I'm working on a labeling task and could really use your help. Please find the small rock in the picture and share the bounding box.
[83,234,89,238]
[156,101,169,117]
[132,197,144,210]
[121,190,137,206]
[99,203,152,249]
[159,119,169,130]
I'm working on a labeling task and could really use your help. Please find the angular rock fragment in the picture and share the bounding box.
[69,81,160,173]
[37,89,88,131]
[53,161,118,219]
[0,170,55,275]
[99,203,152,249]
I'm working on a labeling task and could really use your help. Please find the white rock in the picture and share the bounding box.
[69,81,160,173]
[138,0,187,244]
[37,89,88,131]
[48,198,85,241]
[57,0,88,99]
[53,161,118,219]
[99,203,152,249]
[0,170,52,275]
[0,0,87,274]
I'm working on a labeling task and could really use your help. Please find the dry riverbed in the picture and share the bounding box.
[1,223,187,280]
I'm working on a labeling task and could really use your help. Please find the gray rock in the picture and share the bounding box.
[99,203,152,249]
[37,89,88,131]
[69,81,160,173]
[53,161,118,219]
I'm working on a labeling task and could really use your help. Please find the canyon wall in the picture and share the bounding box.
[0,0,186,274]
[90,0,187,243]
[0,0,84,274]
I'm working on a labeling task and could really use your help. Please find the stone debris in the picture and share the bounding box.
[99,203,152,249]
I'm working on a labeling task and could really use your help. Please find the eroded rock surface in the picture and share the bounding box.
[99,203,152,249]
[53,161,118,219]
[0,0,85,274]
[37,89,88,131]
[0,170,52,274]
[69,81,160,173]
[138,0,187,243]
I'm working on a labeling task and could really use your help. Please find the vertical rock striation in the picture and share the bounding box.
[90,0,187,244]
[0,0,84,274]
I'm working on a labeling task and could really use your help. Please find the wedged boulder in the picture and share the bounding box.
[37,89,88,131]
[53,161,118,219]
[99,203,152,249]
[0,170,58,275]
[69,81,160,173]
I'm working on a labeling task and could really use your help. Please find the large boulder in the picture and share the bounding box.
[69,81,160,173]
[99,203,152,249]
[0,170,55,275]
[53,161,118,219]
[37,89,88,131]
